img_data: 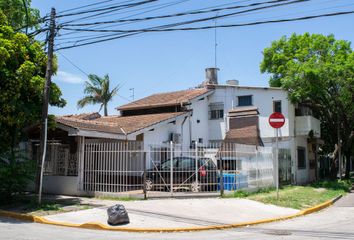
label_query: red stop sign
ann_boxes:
[269,112,285,129]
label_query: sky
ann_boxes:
[31,0,354,116]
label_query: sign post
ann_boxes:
[269,112,285,200]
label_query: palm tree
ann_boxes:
[77,74,119,116]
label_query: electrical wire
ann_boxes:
[56,9,354,51]
[61,0,293,27]
[57,0,115,14]
[55,0,157,18]
[56,0,191,39]
[59,0,311,33]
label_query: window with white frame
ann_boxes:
[209,102,224,119]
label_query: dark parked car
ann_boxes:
[217,157,242,172]
[145,156,217,192]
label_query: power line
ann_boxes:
[57,51,90,76]
[57,0,115,14]
[56,9,354,51]
[59,0,311,33]
[56,0,191,39]
[55,0,157,18]
[61,0,292,27]
[55,0,192,44]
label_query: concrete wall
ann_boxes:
[42,176,80,196]
[208,86,294,141]
[189,96,210,144]
[295,115,321,138]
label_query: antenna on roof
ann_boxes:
[214,12,218,68]
[129,88,135,101]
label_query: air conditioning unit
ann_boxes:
[169,133,181,143]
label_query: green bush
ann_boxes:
[0,150,35,204]
[311,179,352,192]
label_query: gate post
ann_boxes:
[78,136,85,191]
[220,160,224,197]
[195,142,198,185]
[256,147,259,189]
[143,151,147,200]
[170,141,173,196]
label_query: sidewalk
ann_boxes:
[44,198,299,229]
[334,182,354,207]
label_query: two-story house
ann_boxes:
[27,68,322,196]
[112,68,321,184]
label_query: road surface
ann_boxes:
[1,193,353,240]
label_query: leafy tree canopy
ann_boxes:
[260,33,354,162]
[0,11,65,152]
[0,0,40,30]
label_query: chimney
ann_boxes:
[205,68,219,85]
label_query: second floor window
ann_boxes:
[273,100,282,113]
[238,95,253,106]
[209,102,224,119]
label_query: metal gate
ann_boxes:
[145,143,218,194]
[81,140,275,198]
[279,148,292,184]
[82,140,144,193]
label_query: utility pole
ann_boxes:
[337,116,342,180]
[36,8,56,204]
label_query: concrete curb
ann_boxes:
[0,196,340,233]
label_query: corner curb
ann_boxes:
[0,195,341,233]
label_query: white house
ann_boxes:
[27,68,322,195]
[112,68,322,184]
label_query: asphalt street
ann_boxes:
[0,192,353,240]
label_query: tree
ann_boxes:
[260,33,354,178]
[0,11,65,154]
[0,0,40,30]
[0,150,35,203]
[77,74,119,116]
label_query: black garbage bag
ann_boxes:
[107,204,130,225]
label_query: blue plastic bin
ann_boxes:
[218,173,248,191]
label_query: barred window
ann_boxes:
[273,100,282,113]
[238,95,253,106]
[209,102,224,119]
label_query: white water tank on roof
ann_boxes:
[226,79,239,86]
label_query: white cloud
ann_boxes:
[54,71,85,84]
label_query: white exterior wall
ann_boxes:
[189,97,210,144]
[207,89,232,140]
[208,86,295,140]
[207,85,311,184]
[233,87,292,139]
[123,85,316,184]
[137,115,189,148]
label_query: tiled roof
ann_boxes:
[229,106,259,117]
[94,112,186,134]
[56,116,125,134]
[224,125,263,146]
[117,88,211,111]
[56,112,187,135]
[62,112,101,120]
